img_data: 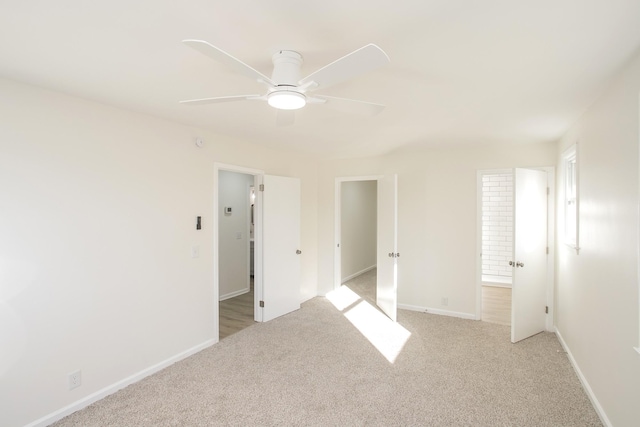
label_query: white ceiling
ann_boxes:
[1,0,640,158]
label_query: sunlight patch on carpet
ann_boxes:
[343,301,411,363]
[327,285,411,363]
[326,285,361,311]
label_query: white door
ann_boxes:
[511,168,547,343]
[376,174,398,321]
[262,175,301,322]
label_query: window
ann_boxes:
[563,144,579,250]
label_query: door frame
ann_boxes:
[334,175,383,291]
[213,162,265,343]
[475,166,555,332]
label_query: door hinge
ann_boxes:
[546,246,549,255]
[259,300,264,308]
[546,187,550,195]
[259,184,264,191]
[545,306,549,314]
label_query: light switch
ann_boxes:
[191,246,200,258]
[235,232,242,239]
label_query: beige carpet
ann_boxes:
[54,270,601,426]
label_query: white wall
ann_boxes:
[218,171,253,299]
[317,143,557,317]
[0,78,318,427]
[341,180,377,281]
[555,48,640,426]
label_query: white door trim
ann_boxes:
[334,175,383,291]
[213,163,265,343]
[539,166,556,331]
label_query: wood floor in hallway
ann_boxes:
[482,285,512,326]
[219,279,255,339]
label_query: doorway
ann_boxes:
[339,180,378,304]
[476,168,556,342]
[213,163,302,342]
[334,174,399,321]
[217,170,257,339]
[479,170,513,326]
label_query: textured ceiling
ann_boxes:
[1,0,640,158]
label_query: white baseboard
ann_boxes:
[398,303,476,320]
[26,339,215,427]
[219,287,250,301]
[554,328,612,427]
[341,264,376,284]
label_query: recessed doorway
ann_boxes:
[334,175,400,322]
[217,170,256,339]
[476,167,556,342]
[479,170,513,326]
[339,180,378,287]
[214,164,302,341]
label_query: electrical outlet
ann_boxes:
[68,370,81,390]
[441,297,449,307]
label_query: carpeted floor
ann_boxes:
[53,270,601,426]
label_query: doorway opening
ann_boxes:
[217,170,256,339]
[214,163,264,342]
[338,180,378,306]
[329,174,408,361]
[214,165,302,341]
[334,174,399,322]
[476,167,556,342]
[479,170,513,326]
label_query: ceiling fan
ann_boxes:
[180,40,390,125]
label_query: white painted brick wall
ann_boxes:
[482,173,513,279]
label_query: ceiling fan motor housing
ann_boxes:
[271,50,303,86]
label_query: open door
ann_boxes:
[511,168,547,343]
[377,174,398,321]
[262,175,301,322]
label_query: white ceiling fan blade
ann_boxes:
[299,44,389,90]
[180,95,261,105]
[183,40,274,86]
[276,109,295,127]
[305,97,327,105]
[313,95,385,116]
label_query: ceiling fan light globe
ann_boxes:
[268,91,306,110]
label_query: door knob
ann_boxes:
[389,252,393,257]
[296,249,302,255]
[516,261,524,267]
[509,261,514,266]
